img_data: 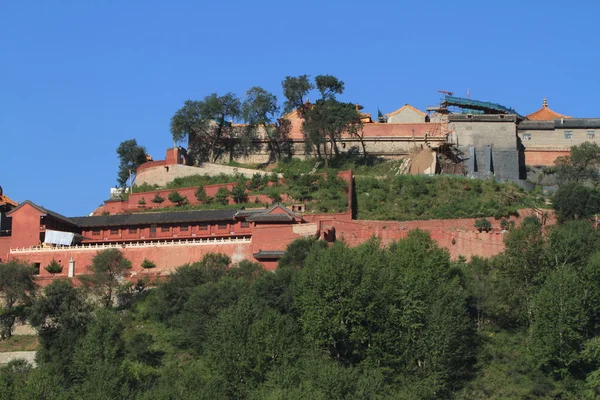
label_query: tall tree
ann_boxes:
[242,86,289,162]
[282,75,362,165]
[30,279,92,381]
[0,261,36,339]
[170,93,241,164]
[80,249,132,308]
[555,142,600,186]
[116,139,147,188]
[281,75,314,115]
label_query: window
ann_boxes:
[110,228,119,235]
[161,225,170,232]
[523,133,531,141]
[92,228,100,236]
[218,223,227,230]
[564,131,573,139]
[129,227,137,234]
[33,263,40,275]
[150,224,157,233]
[180,224,189,232]
[241,221,250,228]
[588,131,596,140]
[199,223,208,231]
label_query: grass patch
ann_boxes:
[356,174,545,221]
[0,335,39,352]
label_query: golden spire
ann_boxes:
[543,98,548,108]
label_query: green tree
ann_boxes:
[553,183,600,222]
[71,309,128,398]
[281,75,314,114]
[555,142,600,185]
[151,193,165,204]
[194,186,211,203]
[170,93,242,164]
[80,249,132,308]
[215,187,230,205]
[283,75,362,165]
[0,261,36,339]
[44,259,63,275]
[495,216,547,327]
[168,190,189,206]
[231,180,248,204]
[29,279,92,381]
[474,218,492,232]
[242,86,289,162]
[149,253,231,323]
[140,258,156,269]
[116,139,147,188]
[530,266,588,378]
[547,220,600,268]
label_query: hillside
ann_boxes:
[272,157,545,220]
[131,157,544,220]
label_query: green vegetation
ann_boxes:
[0,261,37,339]
[5,210,600,397]
[165,173,240,190]
[167,190,188,207]
[116,139,147,188]
[215,187,230,205]
[150,193,165,204]
[0,335,38,352]
[44,259,63,275]
[140,259,156,269]
[474,218,492,232]
[357,175,543,220]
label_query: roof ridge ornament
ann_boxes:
[543,98,548,108]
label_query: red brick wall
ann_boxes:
[525,150,570,166]
[10,241,255,279]
[0,237,11,262]
[9,204,43,249]
[330,209,555,260]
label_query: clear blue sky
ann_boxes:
[1,0,597,216]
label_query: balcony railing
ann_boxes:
[10,236,251,253]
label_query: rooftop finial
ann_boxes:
[543,98,548,108]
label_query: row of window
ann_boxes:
[522,130,596,141]
[91,222,249,236]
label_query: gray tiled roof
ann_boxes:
[519,118,600,130]
[70,209,238,228]
[247,214,294,222]
[253,250,286,259]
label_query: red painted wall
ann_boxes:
[9,204,43,249]
[10,240,255,279]
[525,150,570,166]
[0,237,11,262]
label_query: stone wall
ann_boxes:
[136,163,277,187]
[450,115,521,180]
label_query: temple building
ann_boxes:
[518,99,599,166]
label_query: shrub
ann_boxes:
[215,187,230,205]
[44,259,63,275]
[269,172,280,184]
[231,181,248,204]
[475,218,492,232]
[195,186,208,202]
[141,259,156,269]
[500,218,515,231]
[137,197,146,206]
[151,193,165,204]
[168,190,189,206]
[249,173,267,190]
